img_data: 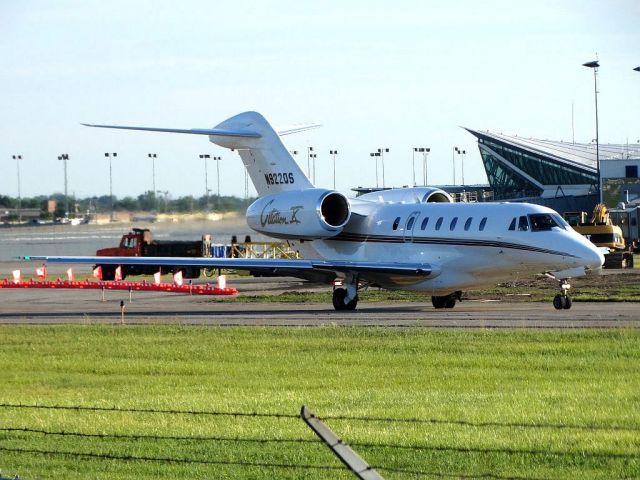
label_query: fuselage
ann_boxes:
[288,200,604,294]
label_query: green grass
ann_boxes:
[0,326,638,479]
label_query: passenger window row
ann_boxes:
[393,216,488,232]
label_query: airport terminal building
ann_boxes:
[465,128,640,212]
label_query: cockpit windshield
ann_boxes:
[528,213,565,232]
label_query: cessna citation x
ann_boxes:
[26,111,604,310]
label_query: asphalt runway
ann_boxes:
[1,277,638,327]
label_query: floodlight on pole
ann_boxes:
[377,148,389,188]
[11,155,22,222]
[583,59,601,203]
[329,150,338,189]
[370,152,380,188]
[212,156,222,197]
[452,147,460,185]
[199,154,211,209]
[147,153,157,210]
[306,146,313,179]
[461,149,466,185]
[104,152,117,221]
[57,154,70,217]
[414,147,430,186]
[310,153,317,184]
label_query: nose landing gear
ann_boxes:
[553,280,572,310]
[332,273,359,311]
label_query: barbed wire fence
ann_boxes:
[0,403,638,479]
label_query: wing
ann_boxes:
[23,255,434,278]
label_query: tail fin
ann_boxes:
[208,111,313,195]
[83,111,315,196]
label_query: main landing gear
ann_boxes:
[553,280,572,310]
[332,274,358,311]
[431,291,462,309]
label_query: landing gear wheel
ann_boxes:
[563,295,572,310]
[552,279,572,310]
[553,294,565,310]
[332,288,358,311]
[100,265,115,281]
[432,291,461,309]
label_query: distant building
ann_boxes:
[465,128,640,212]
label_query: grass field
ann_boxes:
[0,326,638,479]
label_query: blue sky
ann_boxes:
[1,0,639,199]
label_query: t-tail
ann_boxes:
[83,111,316,196]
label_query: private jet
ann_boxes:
[25,111,604,310]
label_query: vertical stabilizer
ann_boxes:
[208,111,313,196]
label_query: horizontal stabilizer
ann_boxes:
[81,123,261,138]
[276,123,322,136]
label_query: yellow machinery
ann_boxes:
[563,204,632,267]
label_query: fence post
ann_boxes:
[300,406,383,480]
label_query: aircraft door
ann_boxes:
[403,211,420,243]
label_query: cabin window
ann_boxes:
[518,215,530,231]
[435,217,444,230]
[464,217,472,231]
[421,217,429,230]
[450,217,458,231]
[407,217,415,230]
[392,217,401,230]
[479,217,487,231]
[508,218,516,231]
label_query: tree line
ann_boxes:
[0,191,256,219]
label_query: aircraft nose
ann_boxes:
[582,244,605,271]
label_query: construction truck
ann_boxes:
[96,228,211,280]
[563,204,633,268]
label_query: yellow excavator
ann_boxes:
[563,204,632,268]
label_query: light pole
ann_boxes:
[413,147,431,186]
[58,154,70,217]
[199,154,211,209]
[213,156,222,197]
[306,146,314,179]
[369,152,380,188]
[583,60,601,203]
[148,153,157,210]
[310,153,317,184]
[11,155,22,222]
[329,150,338,189]
[452,147,461,185]
[377,148,389,188]
[460,149,467,185]
[104,152,117,221]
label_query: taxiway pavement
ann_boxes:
[1,279,638,327]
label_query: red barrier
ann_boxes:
[0,278,237,296]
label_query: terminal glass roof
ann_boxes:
[465,128,615,198]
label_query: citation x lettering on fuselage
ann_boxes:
[26,111,604,311]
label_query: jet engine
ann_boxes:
[246,188,351,239]
[358,187,453,204]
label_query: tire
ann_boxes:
[333,288,347,310]
[101,265,115,281]
[332,288,357,311]
[553,294,565,310]
[431,296,446,309]
[563,296,572,310]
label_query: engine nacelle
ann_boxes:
[358,187,453,204]
[246,188,351,239]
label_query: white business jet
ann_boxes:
[26,111,604,310]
